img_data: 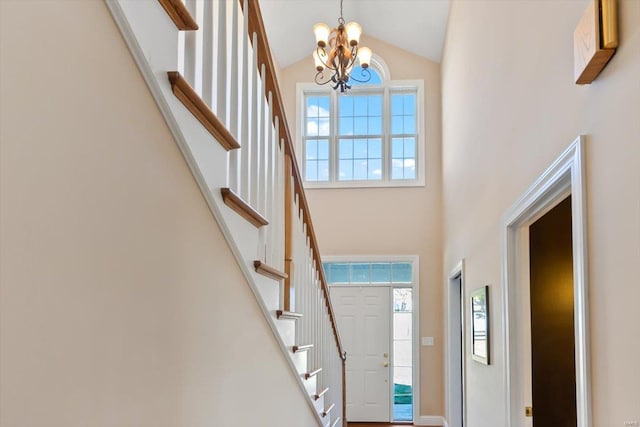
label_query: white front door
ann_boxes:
[330,286,390,422]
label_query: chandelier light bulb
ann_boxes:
[313,23,331,48]
[358,47,372,68]
[345,21,362,46]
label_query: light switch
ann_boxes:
[421,337,434,346]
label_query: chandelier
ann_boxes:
[312,0,373,93]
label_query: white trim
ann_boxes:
[414,415,447,426]
[502,136,591,427]
[445,260,466,427]
[369,53,392,82]
[324,255,420,423]
[323,254,419,264]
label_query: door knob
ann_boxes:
[383,362,389,367]
[383,353,388,358]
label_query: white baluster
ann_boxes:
[215,0,228,123]
[227,0,240,191]
[201,0,214,105]
[239,0,250,200]
[268,115,278,268]
[265,109,275,264]
[182,0,203,92]
[258,66,266,218]
[278,144,284,270]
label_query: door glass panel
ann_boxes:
[393,288,413,422]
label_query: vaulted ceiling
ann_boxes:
[260,0,451,69]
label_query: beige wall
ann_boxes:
[281,35,444,416]
[0,1,318,426]
[442,1,640,426]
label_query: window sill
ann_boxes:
[303,179,425,190]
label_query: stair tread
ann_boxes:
[221,188,268,228]
[322,402,335,417]
[313,387,329,400]
[292,344,314,353]
[276,310,303,320]
[167,72,240,151]
[304,367,322,379]
[254,260,287,280]
[157,0,199,30]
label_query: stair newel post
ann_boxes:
[284,153,294,312]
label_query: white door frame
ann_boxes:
[324,255,420,423]
[446,260,466,427]
[501,136,591,427]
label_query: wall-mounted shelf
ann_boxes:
[573,0,618,85]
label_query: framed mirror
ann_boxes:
[471,285,490,364]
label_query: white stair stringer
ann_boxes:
[291,349,309,376]
[104,0,332,425]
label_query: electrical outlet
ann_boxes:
[623,421,639,426]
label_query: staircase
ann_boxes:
[105,0,345,426]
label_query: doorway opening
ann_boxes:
[325,257,419,424]
[446,261,465,427]
[502,137,591,427]
[529,196,577,426]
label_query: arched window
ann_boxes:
[349,65,383,86]
[299,55,423,187]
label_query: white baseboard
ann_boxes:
[414,415,447,426]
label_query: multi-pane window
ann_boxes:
[338,95,383,180]
[323,261,413,284]
[300,61,423,187]
[304,96,331,181]
[391,93,417,180]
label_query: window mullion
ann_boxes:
[383,85,390,181]
[331,90,338,182]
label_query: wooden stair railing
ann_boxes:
[240,1,347,425]
[240,0,345,355]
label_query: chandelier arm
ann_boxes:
[315,71,335,86]
[346,66,371,83]
[316,46,337,72]
[345,45,359,71]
